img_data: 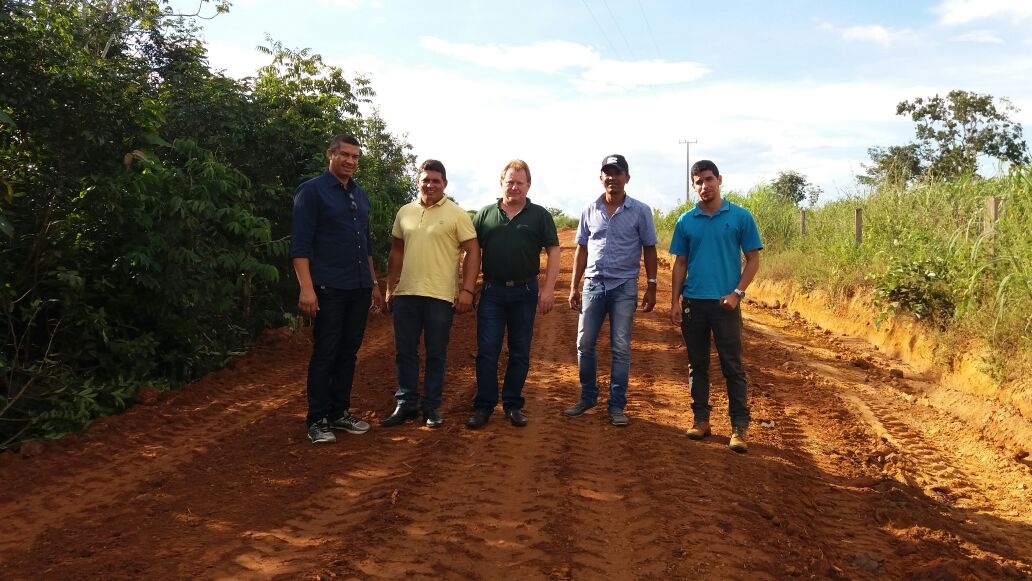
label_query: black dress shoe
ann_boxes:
[424,408,443,428]
[380,405,419,427]
[505,408,528,427]
[466,409,491,429]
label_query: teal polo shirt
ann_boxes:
[669,200,763,299]
[473,199,559,282]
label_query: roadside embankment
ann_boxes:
[751,278,1032,455]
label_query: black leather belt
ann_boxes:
[486,277,537,287]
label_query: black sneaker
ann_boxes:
[608,408,629,427]
[307,418,336,444]
[424,408,444,428]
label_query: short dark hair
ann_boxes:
[420,159,447,181]
[328,133,361,151]
[690,159,720,178]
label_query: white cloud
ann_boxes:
[420,37,598,72]
[203,41,270,79]
[950,30,1005,43]
[336,50,931,215]
[840,25,916,47]
[419,37,709,92]
[937,0,1032,25]
[315,0,381,7]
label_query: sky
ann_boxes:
[174,0,1032,215]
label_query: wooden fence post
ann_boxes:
[984,196,1000,235]
[854,208,862,246]
[800,209,807,236]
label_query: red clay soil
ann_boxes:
[2,230,1030,580]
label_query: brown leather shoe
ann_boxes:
[729,426,748,453]
[686,421,711,440]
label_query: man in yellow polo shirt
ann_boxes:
[382,159,480,428]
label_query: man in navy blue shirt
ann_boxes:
[290,134,386,444]
[669,160,762,453]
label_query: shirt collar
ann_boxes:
[690,199,730,217]
[322,171,358,192]
[594,194,633,210]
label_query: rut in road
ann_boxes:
[1,230,1030,580]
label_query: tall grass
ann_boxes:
[657,167,1032,382]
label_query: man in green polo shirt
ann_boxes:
[466,159,560,429]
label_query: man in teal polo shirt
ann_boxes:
[669,160,762,453]
[466,159,560,429]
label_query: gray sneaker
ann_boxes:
[329,412,371,434]
[308,418,336,444]
[564,401,596,417]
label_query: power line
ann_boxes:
[601,0,635,59]
[580,0,622,60]
[636,0,662,60]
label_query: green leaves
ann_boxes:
[893,90,1029,183]
[872,255,957,328]
[1,1,415,447]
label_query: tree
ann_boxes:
[896,90,1029,180]
[858,144,924,190]
[0,1,416,447]
[770,170,821,206]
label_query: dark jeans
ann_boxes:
[680,297,750,427]
[392,295,455,411]
[474,280,538,413]
[306,286,371,426]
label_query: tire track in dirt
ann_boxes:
[743,304,1032,577]
[0,339,306,556]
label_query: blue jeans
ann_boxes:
[576,278,638,411]
[474,280,538,413]
[306,286,371,426]
[392,295,455,411]
[680,298,750,427]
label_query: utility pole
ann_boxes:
[679,139,697,204]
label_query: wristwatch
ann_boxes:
[647,278,658,285]
[733,288,746,298]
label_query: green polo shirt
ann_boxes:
[473,199,559,282]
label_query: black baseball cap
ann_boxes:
[600,154,629,173]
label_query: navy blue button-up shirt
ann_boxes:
[289,172,375,290]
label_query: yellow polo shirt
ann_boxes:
[391,196,477,302]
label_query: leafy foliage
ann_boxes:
[859,144,924,190]
[545,206,578,229]
[863,90,1029,189]
[0,1,414,447]
[897,90,1028,180]
[770,170,821,206]
[871,256,956,328]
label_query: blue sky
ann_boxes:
[176,0,1032,215]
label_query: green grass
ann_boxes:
[656,167,1032,383]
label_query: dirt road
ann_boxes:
[2,230,1030,579]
